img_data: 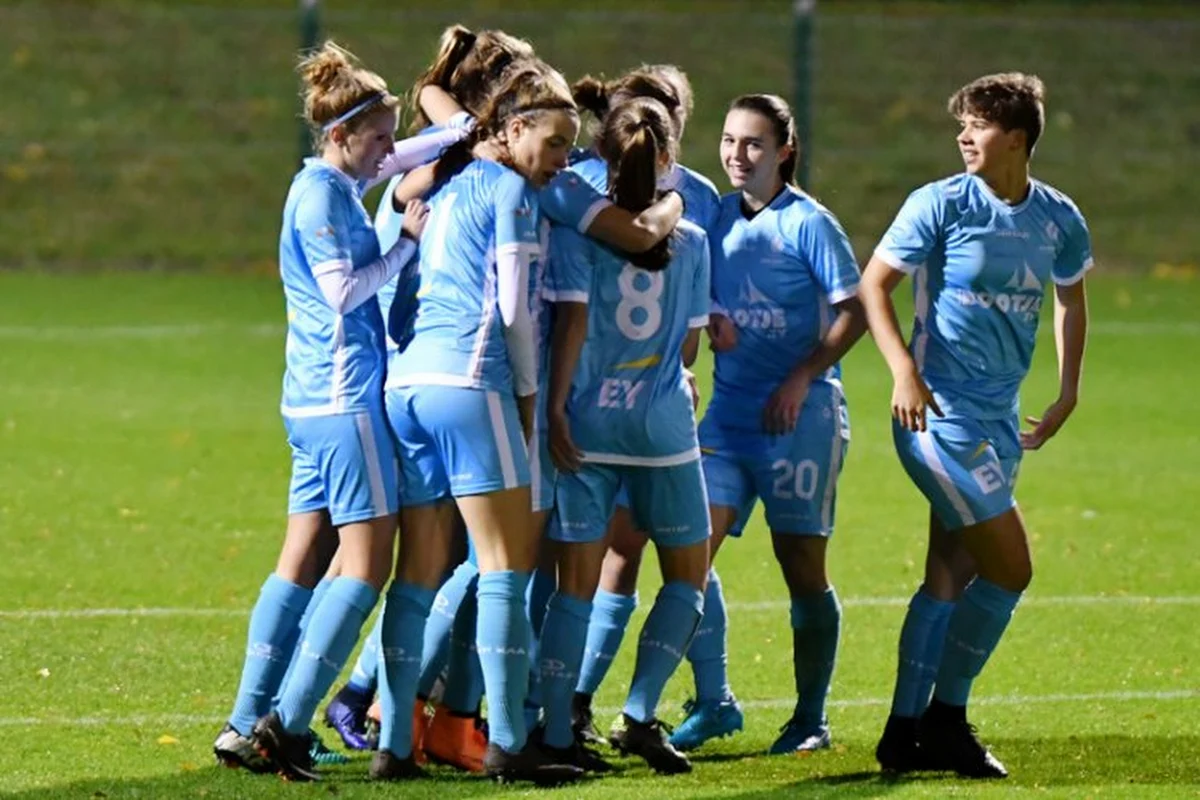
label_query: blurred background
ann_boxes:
[2,0,1197,273]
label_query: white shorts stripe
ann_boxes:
[354,412,389,519]
[820,386,845,531]
[915,430,976,526]
[486,391,519,489]
[529,424,543,510]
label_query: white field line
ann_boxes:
[0,689,1195,728]
[0,320,1195,340]
[2,594,1197,621]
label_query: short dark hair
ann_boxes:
[948,72,1045,156]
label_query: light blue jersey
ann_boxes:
[705,187,860,430]
[546,220,711,465]
[543,151,720,233]
[279,158,388,416]
[538,148,612,234]
[875,173,1093,420]
[386,160,540,393]
[373,174,419,355]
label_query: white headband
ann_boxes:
[322,93,385,132]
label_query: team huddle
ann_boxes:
[212,24,1092,787]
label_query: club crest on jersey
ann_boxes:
[729,276,787,338]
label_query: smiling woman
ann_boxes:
[211,39,435,784]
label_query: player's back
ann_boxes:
[279,158,387,416]
[549,219,711,464]
[388,159,538,394]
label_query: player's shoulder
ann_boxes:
[1029,178,1087,224]
[676,164,720,200]
[674,217,709,250]
[775,186,845,233]
[292,159,354,203]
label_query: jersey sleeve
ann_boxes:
[494,169,541,256]
[799,209,860,304]
[293,179,355,277]
[874,183,942,274]
[539,170,612,234]
[545,225,592,304]
[688,231,712,328]
[1052,204,1094,286]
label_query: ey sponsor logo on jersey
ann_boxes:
[598,377,646,410]
[729,276,787,338]
[952,262,1043,322]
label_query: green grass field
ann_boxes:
[1,271,1197,798]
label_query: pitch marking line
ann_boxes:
[0,690,1195,728]
[3,595,1197,620]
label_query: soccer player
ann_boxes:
[863,73,1091,779]
[695,94,864,755]
[539,96,713,775]
[213,41,428,782]
[537,65,730,747]
[372,61,584,786]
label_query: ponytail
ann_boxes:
[596,99,675,271]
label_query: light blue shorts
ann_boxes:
[285,408,399,526]
[529,424,558,513]
[552,459,710,549]
[386,385,530,507]
[893,414,1021,531]
[699,384,849,537]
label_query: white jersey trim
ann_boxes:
[576,198,612,235]
[873,246,922,275]
[1053,256,1094,287]
[580,446,701,468]
[544,289,589,303]
[688,314,709,329]
[311,258,352,278]
[827,285,859,305]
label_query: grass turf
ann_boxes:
[0,271,1197,797]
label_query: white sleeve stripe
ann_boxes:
[311,258,352,278]
[873,246,921,274]
[576,198,612,234]
[1053,256,1094,286]
[688,315,709,329]
[543,289,589,303]
[827,286,859,305]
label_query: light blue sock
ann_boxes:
[476,570,532,752]
[686,568,732,703]
[417,561,479,698]
[347,608,381,695]
[276,577,379,735]
[933,578,1021,707]
[229,574,312,735]
[442,572,483,714]
[538,592,592,749]
[522,565,557,730]
[890,589,955,718]
[272,577,331,707]
[623,581,704,723]
[576,589,637,695]
[377,582,436,757]
[789,587,842,729]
